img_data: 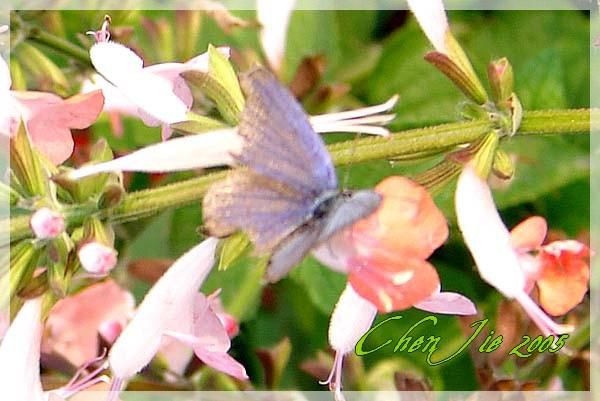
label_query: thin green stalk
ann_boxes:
[25,26,92,67]
[4,108,592,245]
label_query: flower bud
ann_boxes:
[99,320,124,344]
[30,207,65,239]
[78,242,118,275]
[488,58,514,103]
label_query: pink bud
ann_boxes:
[30,207,65,239]
[78,242,118,275]
[99,320,123,344]
[217,312,239,338]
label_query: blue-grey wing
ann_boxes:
[203,170,313,252]
[235,67,337,196]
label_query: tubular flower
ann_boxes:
[315,177,476,400]
[67,96,397,180]
[509,216,591,316]
[256,0,296,74]
[455,167,574,336]
[323,284,377,401]
[106,238,247,401]
[85,19,229,140]
[1,56,104,164]
[314,176,475,314]
[0,298,108,401]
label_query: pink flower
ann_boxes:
[77,242,118,275]
[455,167,574,336]
[107,238,247,401]
[510,217,591,316]
[314,176,475,315]
[43,280,135,367]
[1,57,104,164]
[29,207,65,239]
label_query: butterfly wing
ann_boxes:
[266,190,382,282]
[204,67,337,252]
[235,67,338,196]
[203,170,314,253]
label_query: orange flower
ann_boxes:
[508,216,591,316]
[313,176,474,314]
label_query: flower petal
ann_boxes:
[108,238,218,379]
[349,256,440,313]
[44,280,134,367]
[194,349,248,380]
[0,298,45,401]
[257,0,296,74]
[407,0,449,54]
[510,216,547,252]
[455,167,526,298]
[68,128,242,179]
[328,284,377,354]
[15,90,105,164]
[90,41,188,124]
[352,176,448,260]
[536,244,590,316]
[0,55,11,90]
[414,291,477,315]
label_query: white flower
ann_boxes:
[107,238,247,400]
[322,284,377,401]
[68,96,397,180]
[407,0,449,54]
[455,167,573,336]
[256,0,296,74]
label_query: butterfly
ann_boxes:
[203,67,381,282]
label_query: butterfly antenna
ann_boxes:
[341,132,361,191]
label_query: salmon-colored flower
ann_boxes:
[314,176,471,314]
[509,216,591,316]
[43,280,135,367]
[1,57,104,165]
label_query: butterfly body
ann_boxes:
[203,67,381,281]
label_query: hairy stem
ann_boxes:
[5,108,592,245]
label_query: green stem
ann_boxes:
[4,108,592,245]
[25,26,92,67]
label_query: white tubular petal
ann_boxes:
[90,42,188,124]
[455,167,526,298]
[257,0,296,73]
[407,0,449,54]
[309,95,399,125]
[328,284,377,355]
[0,55,10,90]
[0,298,45,401]
[109,238,219,379]
[515,292,574,337]
[68,128,242,179]
[314,124,390,137]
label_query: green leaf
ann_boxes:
[10,123,49,197]
[181,44,245,126]
[217,232,251,271]
[289,257,346,314]
[172,113,228,135]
